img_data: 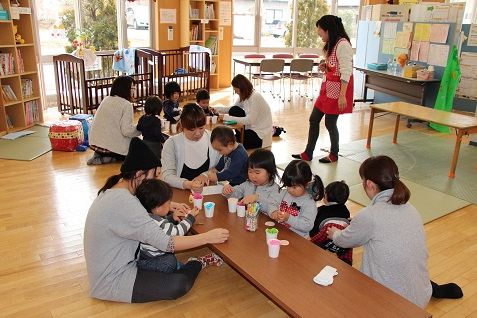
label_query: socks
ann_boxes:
[431,281,463,299]
[318,154,338,163]
[188,253,224,269]
[291,152,312,161]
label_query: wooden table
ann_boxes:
[367,102,477,178]
[354,67,440,106]
[173,188,431,318]
[163,120,245,144]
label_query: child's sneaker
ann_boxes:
[188,253,224,268]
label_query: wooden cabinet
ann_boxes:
[180,0,220,90]
[0,0,42,137]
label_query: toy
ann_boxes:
[15,33,24,44]
[397,53,409,67]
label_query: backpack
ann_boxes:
[272,126,286,137]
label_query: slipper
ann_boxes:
[291,152,312,161]
[318,154,338,163]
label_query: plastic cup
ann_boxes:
[265,228,278,243]
[164,120,170,131]
[193,197,203,210]
[267,239,281,258]
[171,123,177,134]
[236,205,245,217]
[227,198,238,213]
[211,116,218,124]
[206,116,211,124]
[204,202,215,218]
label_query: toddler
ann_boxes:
[196,89,217,116]
[163,81,182,123]
[136,96,165,161]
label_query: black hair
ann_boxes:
[281,160,324,201]
[97,169,155,196]
[231,74,254,102]
[164,81,181,99]
[210,125,236,146]
[325,180,349,204]
[110,75,136,101]
[247,148,278,185]
[179,103,206,130]
[196,89,210,102]
[316,15,350,58]
[144,96,163,116]
[135,179,173,213]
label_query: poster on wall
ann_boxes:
[160,9,176,24]
[219,1,231,26]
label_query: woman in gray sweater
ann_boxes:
[84,138,229,303]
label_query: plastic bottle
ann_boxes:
[392,59,398,75]
[387,58,393,74]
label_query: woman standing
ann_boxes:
[84,137,229,303]
[215,74,272,149]
[292,15,353,163]
[88,75,141,164]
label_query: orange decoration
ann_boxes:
[397,53,408,67]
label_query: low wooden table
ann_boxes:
[367,102,477,178]
[173,188,431,318]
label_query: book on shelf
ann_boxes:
[190,23,201,41]
[0,53,15,75]
[205,3,215,19]
[17,49,24,73]
[205,35,218,55]
[6,114,14,129]
[2,85,18,101]
[21,78,33,98]
[24,100,39,125]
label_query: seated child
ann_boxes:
[208,126,248,186]
[222,148,280,215]
[136,96,165,161]
[196,89,217,116]
[269,160,324,238]
[309,180,352,265]
[163,81,182,123]
[136,179,223,273]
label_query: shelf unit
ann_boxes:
[0,0,42,137]
[180,0,220,90]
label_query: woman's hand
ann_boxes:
[326,226,341,240]
[194,174,208,185]
[205,228,229,244]
[337,96,347,111]
[208,172,218,183]
[318,62,326,72]
[209,167,217,173]
[240,194,258,205]
[218,114,225,121]
[222,184,233,195]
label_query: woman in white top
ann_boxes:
[161,103,221,193]
[215,74,272,149]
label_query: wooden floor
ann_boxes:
[0,87,476,317]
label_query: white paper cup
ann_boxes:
[236,205,245,217]
[164,120,170,131]
[206,116,211,124]
[193,197,203,210]
[227,198,238,213]
[204,202,215,218]
[211,116,218,124]
[161,118,166,128]
[265,229,278,243]
[267,239,281,258]
[171,123,177,134]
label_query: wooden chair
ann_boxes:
[283,59,314,101]
[252,59,285,100]
[244,54,266,84]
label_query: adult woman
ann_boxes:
[87,75,141,165]
[292,15,353,163]
[327,156,431,307]
[161,103,221,193]
[215,74,272,149]
[84,137,229,303]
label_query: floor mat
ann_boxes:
[0,125,51,161]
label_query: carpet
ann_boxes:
[321,130,477,205]
[0,125,51,161]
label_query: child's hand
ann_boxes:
[188,207,200,218]
[240,194,258,205]
[209,167,217,173]
[277,210,289,222]
[222,184,233,195]
[270,210,279,220]
[218,114,224,121]
[326,226,341,240]
[208,172,218,183]
[205,228,229,244]
[170,202,190,214]
[172,209,187,222]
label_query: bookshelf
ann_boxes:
[0,0,42,137]
[180,0,220,90]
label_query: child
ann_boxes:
[136,96,165,161]
[208,126,248,186]
[269,160,324,238]
[163,81,182,123]
[309,180,352,265]
[222,148,280,215]
[136,179,223,273]
[196,89,217,116]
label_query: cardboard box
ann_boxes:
[402,65,425,78]
[371,4,410,21]
[361,6,373,21]
[0,10,9,20]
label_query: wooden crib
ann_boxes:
[53,47,210,115]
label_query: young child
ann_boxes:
[269,160,324,238]
[309,180,352,265]
[222,148,280,215]
[196,89,217,116]
[136,96,165,161]
[135,179,223,273]
[208,126,248,186]
[163,81,182,123]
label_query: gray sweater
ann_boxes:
[84,188,172,302]
[278,190,317,238]
[225,180,280,215]
[332,189,432,308]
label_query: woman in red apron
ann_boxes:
[292,15,353,163]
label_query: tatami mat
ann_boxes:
[0,125,51,161]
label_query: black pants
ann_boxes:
[304,107,339,158]
[229,106,263,150]
[131,260,202,302]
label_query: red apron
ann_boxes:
[315,38,353,115]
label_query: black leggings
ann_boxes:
[131,260,202,303]
[229,106,263,149]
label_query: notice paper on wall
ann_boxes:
[427,44,449,67]
[468,24,477,47]
[429,24,450,43]
[455,52,477,99]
